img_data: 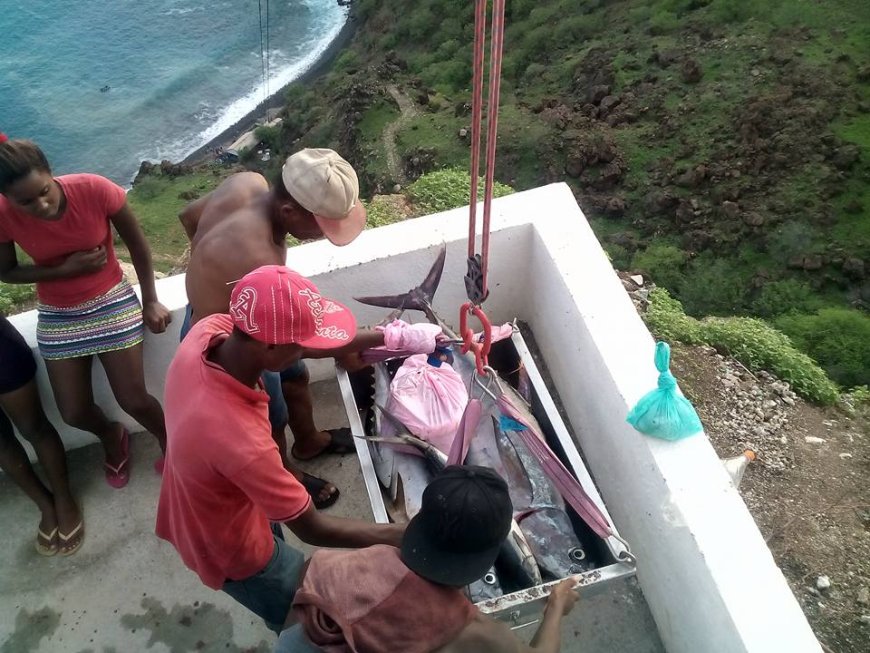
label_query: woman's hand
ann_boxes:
[60,246,107,277]
[143,300,172,334]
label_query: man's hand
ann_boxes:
[380,320,442,354]
[60,247,107,277]
[336,352,368,373]
[546,579,580,617]
[143,300,172,334]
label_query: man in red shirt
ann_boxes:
[156,265,409,632]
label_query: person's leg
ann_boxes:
[45,356,126,467]
[0,408,57,551]
[0,381,82,551]
[263,371,338,508]
[262,371,291,468]
[99,344,166,453]
[221,536,307,634]
[179,304,193,343]
[281,362,352,460]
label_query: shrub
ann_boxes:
[407,168,514,214]
[254,125,282,152]
[364,196,409,228]
[333,51,359,73]
[702,316,840,404]
[630,244,687,293]
[643,288,840,404]
[645,288,704,344]
[751,279,821,318]
[679,256,749,316]
[0,284,36,315]
[775,308,870,388]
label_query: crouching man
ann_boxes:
[156,265,420,632]
[278,465,581,653]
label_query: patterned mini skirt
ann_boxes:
[36,280,145,360]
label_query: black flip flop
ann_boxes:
[291,427,355,461]
[301,472,341,510]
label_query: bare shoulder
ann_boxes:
[201,172,269,215]
[433,612,523,653]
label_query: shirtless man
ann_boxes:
[178,149,367,508]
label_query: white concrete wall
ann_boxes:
[6,183,820,652]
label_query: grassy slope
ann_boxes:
[38,0,865,387]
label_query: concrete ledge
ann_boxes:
[7,183,819,651]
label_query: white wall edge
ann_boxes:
[5,183,820,652]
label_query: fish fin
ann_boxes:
[354,245,446,312]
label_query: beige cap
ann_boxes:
[281,148,367,246]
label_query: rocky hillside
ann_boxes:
[247,0,869,389]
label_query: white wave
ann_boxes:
[128,6,348,181]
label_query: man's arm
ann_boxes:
[0,240,106,284]
[441,580,579,653]
[111,203,171,333]
[300,330,385,360]
[286,503,404,549]
[179,193,211,241]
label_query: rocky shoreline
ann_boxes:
[166,2,358,171]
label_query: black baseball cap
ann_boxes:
[400,465,513,587]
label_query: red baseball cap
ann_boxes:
[228,265,356,348]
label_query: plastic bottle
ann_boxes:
[723,450,756,488]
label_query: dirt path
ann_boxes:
[670,344,870,653]
[383,84,419,185]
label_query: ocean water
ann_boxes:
[0,0,347,185]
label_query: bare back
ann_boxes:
[184,172,286,322]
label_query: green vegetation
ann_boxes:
[645,288,840,404]
[73,0,869,392]
[407,168,513,214]
[0,283,35,314]
[775,308,870,388]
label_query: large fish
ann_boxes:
[366,404,540,601]
[355,245,587,595]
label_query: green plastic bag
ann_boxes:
[626,341,703,440]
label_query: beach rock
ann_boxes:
[816,576,831,591]
[858,587,870,605]
[805,436,826,444]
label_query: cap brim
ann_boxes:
[400,513,502,587]
[314,201,367,247]
[295,297,357,350]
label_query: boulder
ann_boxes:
[599,95,621,116]
[721,201,740,220]
[681,59,703,84]
[589,84,611,105]
[743,212,765,227]
[675,199,694,224]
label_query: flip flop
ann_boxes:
[300,472,341,510]
[104,428,130,489]
[58,520,85,557]
[291,428,355,461]
[35,527,58,557]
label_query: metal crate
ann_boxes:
[335,330,636,629]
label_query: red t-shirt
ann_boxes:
[0,173,125,307]
[155,314,311,589]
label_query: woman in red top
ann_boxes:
[0,136,170,488]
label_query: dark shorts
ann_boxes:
[222,524,307,635]
[0,316,38,395]
[274,624,322,652]
[180,305,297,431]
